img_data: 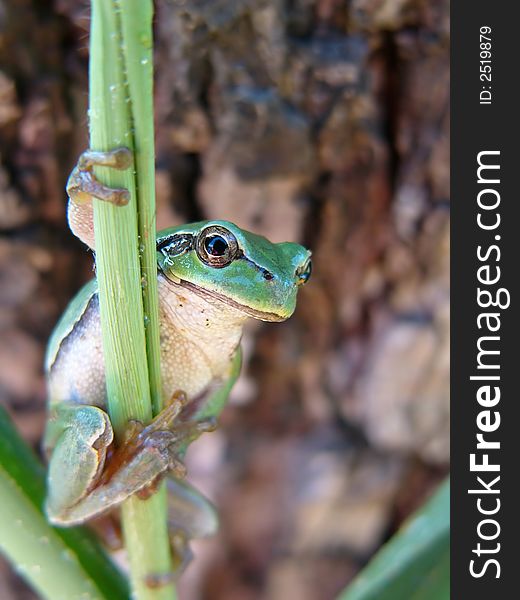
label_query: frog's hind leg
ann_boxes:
[44,403,114,524]
[66,147,133,249]
[46,401,178,526]
[46,393,217,527]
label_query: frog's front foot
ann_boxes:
[66,147,133,207]
[66,147,134,249]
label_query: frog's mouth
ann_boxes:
[177,280,288,323]
[159,270,288,322]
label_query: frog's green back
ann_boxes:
[45,278,98,373]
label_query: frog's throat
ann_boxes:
[165,277,287,323]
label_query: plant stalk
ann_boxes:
[89,1,175,598]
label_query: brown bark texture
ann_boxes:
[0,1,449,598]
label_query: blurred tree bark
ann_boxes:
[0,1,449,598]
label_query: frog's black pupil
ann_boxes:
[205,235,228,256]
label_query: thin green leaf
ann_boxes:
[339,479,450,600]
[0,406,128,600]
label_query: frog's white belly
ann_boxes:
[48,276,247,409]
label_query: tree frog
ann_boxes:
[43,148,311,573]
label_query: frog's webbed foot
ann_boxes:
[90,479,218,589]
[46,392,217,526]
[66,147,133,249]
[115,390,217,484]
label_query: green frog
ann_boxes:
[43,148,311,572]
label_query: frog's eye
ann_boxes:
[296,258,312,286]
[196,225,239,268]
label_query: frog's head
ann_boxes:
[157,220,311,322]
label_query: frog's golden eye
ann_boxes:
[296,258,312,286]
[196,225,239,268]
